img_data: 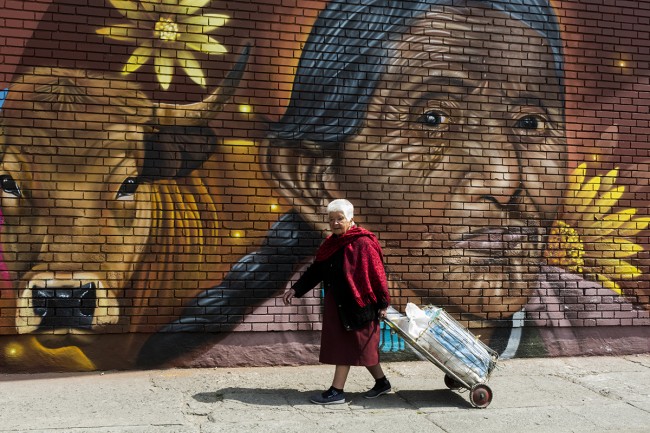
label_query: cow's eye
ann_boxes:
[117,177,139,199]
[0,175,21,198]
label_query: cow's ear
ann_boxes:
[259,138,338,222]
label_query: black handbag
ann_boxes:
[338,301,378,331]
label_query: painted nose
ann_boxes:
[481,164,522,207]
[462,116,523,206]
[461,147,522,207]
[32,283,96,330]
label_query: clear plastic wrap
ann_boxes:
[402,303,498,384]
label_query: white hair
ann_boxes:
[327,199,354,220]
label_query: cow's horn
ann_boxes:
[155,44,251,126]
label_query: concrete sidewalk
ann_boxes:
[1,354,649,433]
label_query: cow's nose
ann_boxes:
[32,283,97,330]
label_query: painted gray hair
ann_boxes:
[270,0,564,144]
[327,199,354,220]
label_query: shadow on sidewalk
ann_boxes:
[194,387,472,409]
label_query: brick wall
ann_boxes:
[0,0,648,372]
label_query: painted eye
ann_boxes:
[419,111,447,128]
[0,174,21,198]
[516,115,544,130]
[116,177,139,199]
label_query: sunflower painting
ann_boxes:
[544,163,650,296]
[96,0,230,90]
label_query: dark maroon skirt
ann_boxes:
[319,289,380,366]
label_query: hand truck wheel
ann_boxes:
[469,383,493,408]
[443,374,462,390]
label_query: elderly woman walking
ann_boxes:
[283,199,391,404]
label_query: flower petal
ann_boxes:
[182,14,229,31]
[108,0,147,20]
[563,175,601,216]
[569,163,587,188]
[578,185,625,225]
[185,37,228,55]
[139,0,155,13]
[599,209,637,230]
[155,54,175,90]
[619,217,650,237]
[580,212,648,241]
[589,238,643,259]
[123,46,153,74]
[178,55,207,87]
[96,24,137,42]
[179,0,212,15]
[595,259,642,279]
[595,274,622,295]
[181,0,212,6]
[581,211,637,237]
[600,168,619,192]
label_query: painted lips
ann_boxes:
[452,227,539,257]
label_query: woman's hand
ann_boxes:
[283,288,296,305]
[378,308,388,320]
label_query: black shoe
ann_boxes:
[310,387,346,405]
[364,379,391,399]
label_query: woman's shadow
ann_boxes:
[193,387,472,409]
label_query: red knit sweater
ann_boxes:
[315,226,390,308]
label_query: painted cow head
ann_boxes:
[0,48,249,350]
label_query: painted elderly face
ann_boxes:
[336,7,567,320]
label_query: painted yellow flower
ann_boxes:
[96,0,229,90]
[545,163,650,294]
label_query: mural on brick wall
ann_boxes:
[0,0,648,372]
